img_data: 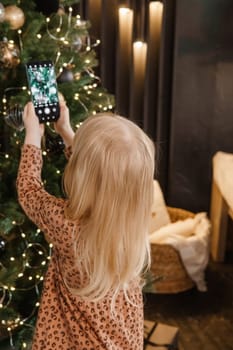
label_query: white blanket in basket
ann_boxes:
[149,213,211,291]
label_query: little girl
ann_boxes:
[17,100,155,350]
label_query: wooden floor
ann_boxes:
[144,253,233,350]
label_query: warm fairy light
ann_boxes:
[12,220,16,225]
[18,29,22,34]
[37,229,41,233]
[0,304,3,308]
[85,59,91,64]
[10,257,15,261]
[109,105,113,109]
[10,287,15,291]
[98,93,103,97]
[42,151,47,156]
[46,17,50,23]
[2,98,7,103]
[41,261,46,266]
[56,170,61,174]
[69,7,73,12]
[37,34,42,39]
[36,302,40,307]
[49,243,53,248]
[56,27,61,33]
[28,276,33,280]
[22,253,26,258]
[21,233,26,238]
[18,273,23,278]
[22,343,27,348]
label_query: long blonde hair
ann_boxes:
[63,113,155,301]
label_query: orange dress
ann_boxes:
[17,144,144,350]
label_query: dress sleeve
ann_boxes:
[16,144,74,253]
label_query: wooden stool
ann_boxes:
[210,152,233,262]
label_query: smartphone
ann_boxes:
[25,60,60,123]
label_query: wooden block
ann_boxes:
[144,320,179,350]
[210,180,229,262]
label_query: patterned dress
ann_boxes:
[17,144,144,350]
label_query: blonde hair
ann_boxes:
[63,113,155,301]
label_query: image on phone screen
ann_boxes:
[26,60,60,123]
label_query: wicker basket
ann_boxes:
[148,206,195,294]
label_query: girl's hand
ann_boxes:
[53,96,75,147]
[23,102,45,148]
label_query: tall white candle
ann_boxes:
[116,7,133,116]
[118,7,133,51]
[149,1,163,43]
[133,41,147,83]
[143,1,164,132]
[129,40,147,123]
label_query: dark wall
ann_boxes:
[167,0,233,212]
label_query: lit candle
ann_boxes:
[133,41,147,88]
[115,7,133,116]
[143,1,164,132]
[149,1,163,38]
[129,41,147,124]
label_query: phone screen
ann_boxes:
[26,60,60,122]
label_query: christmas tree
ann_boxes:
[0,1,114,348]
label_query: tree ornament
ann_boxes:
[71,35,83,52]
[0,2,5,22]
[0,39,20,68]
[57,67,74,83]
[4,5,25,30]
[57,5,65,16]
[4,104,24,131]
